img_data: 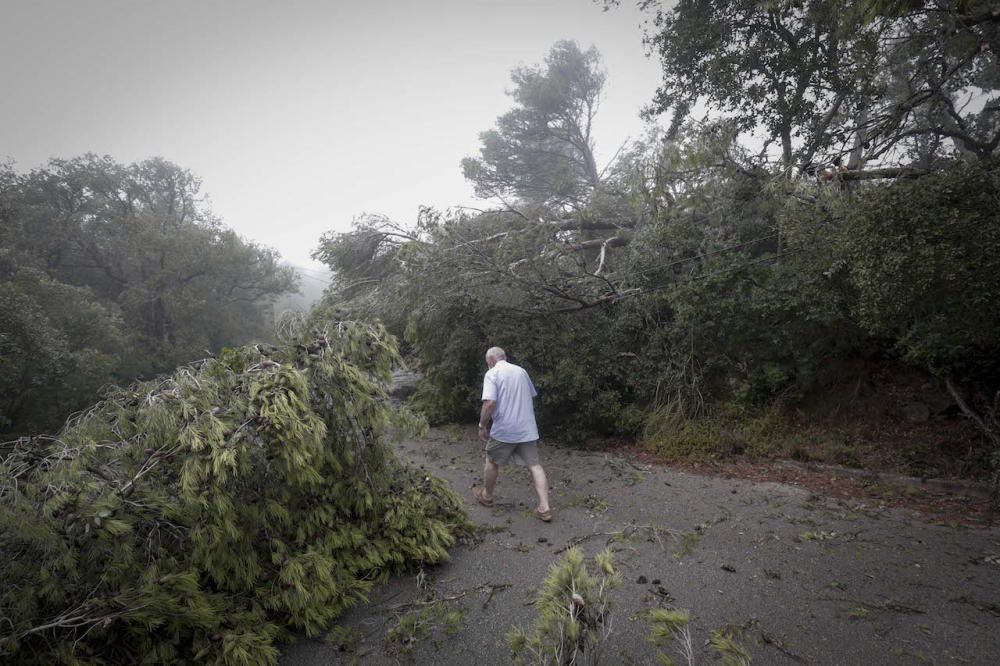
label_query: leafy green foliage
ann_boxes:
[609,124,860,412]
[640,0,877,167]
[314,206,646,435]
[0,155,297,435]
[506,547,619,665]
[844,160,1000,379]
[0,260,126,433]
[0,320,469,664]
[638,0,999,168]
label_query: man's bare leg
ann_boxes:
[482,458,499,501]
[528,464,550,513]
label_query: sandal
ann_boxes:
[472,486,494,507]
[534,508,553,523]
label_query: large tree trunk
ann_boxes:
[780,125,793,175]
[847,107,868,171]
[581,141,601,189]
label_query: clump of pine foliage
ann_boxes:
[645,608,694,666]
[0,319,469,664]
[507,547,619,666]
[645,608,753,666]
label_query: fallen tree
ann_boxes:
[0,319,469,664]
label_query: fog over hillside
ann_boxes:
[273,265,332,315]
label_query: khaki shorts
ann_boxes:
[486,439,540,467]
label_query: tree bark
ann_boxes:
[847,107,868,171]
[836,167,929,181]
[780,125,793,175]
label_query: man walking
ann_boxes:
[472,347,552,522]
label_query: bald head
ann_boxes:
[485,347,506,367]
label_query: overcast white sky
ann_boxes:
[1,0,664,269]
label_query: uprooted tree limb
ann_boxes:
[0,322,471,664]
[944,377,1000,504]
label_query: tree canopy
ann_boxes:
[635,0,1000,171]
[0,156,297,435]
[462,40,607,211]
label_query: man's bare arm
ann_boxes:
[479,400,495,428]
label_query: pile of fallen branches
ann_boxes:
[0,320,468,665]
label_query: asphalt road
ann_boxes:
[281,425,1000,665]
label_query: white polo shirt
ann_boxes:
[481,360,539,444]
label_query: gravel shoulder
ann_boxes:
[281,425,1000,665]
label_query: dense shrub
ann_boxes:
[0,261,127,433]
[844,160,1000,382]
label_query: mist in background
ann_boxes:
[1,0,661,268]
